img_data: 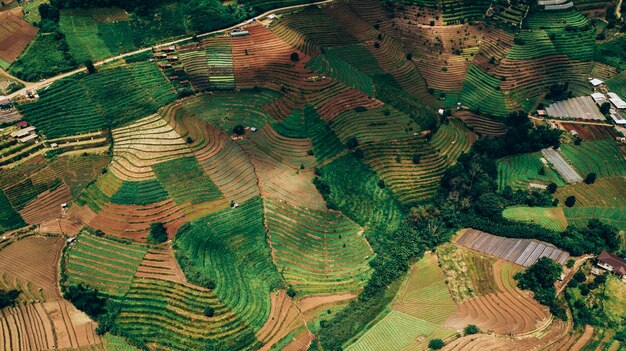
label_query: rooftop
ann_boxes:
[598,250,626,276]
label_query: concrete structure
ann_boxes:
[591,92,607,105]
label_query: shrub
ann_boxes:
[85,60,96,74]
[346,137,359,149]
[464,324,480,335]
[565,195,576,207]
[233,124,245,135]
[148,222,167,244]
[547,182,557,194]
[0,289,20,309]
[290,52,299,62]
[378,180,385,188]
[428,338,445,350]
[203,306,215,317]
[600,102,611,114]
[566,258,575,268]
[584,173,596,185]
[286,286,296,298]
[429,20,435,26]
[412,153,421,164]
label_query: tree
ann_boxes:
[64,284,106,318]
[584,172,596,184]
[346,137,359,149]
[0,289,20,309]
[233,124,245,135]
[547,182,558,193]
[514,257,562,306]
[148,222,167,244]
[428,339,445,350]
[286,286,296,298]
[464,324,480,335]
[565,195,576,207]
[203,306,215,317]
[84,60,96,74]
[599,102,611,115]
[290,52,299,62]
[412,153,421,164]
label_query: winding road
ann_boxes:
[6,0,333,99]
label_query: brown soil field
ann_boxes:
[0,300,101,350]
[39,217,83,236]
[18,182,72,224]
[297,292,356,314]
[0,8,38,64]
[559,122,618,141]
[0,236,64,300]
[134,246,189,285]
[256,290,306,351]
[282,331,315,351]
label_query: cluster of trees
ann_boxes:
[174,250,216,290]
[0,289,20,309]
[148,222,168,244]
[63,284,117,335]
[545,82,572,101]
[472,111,562,158]
[514,257,566,319]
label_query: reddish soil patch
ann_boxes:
[297,293,356,314]
[0,9,38,64]
[570,325,594,351]
[70,199,187,242]
[282,331,315,351]
[39,218,83,236]
[135,246,191,286]
[18,183,72,224]
[256,290,306,351]
[0,236,64,300]
[560,123,618,141]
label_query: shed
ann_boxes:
[231,30,250,37]
[590,92,607,105]
[608,92,626,109]
[589,78,604,87]
[19,133,38,143]
[16,121,29,128]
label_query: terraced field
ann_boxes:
[560,140,626,178]
[346,253,457,351]
[265,198,373,296]
[503,206,568,231]
[497,152,565,190]
[66,231,147,297]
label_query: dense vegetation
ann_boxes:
[514,257,565,318]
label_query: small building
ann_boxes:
[161,46,176,52]
[10,126,36,138]
[19,133,38,143]
[250,127,257,132]
[608,92,626,109]
[438,108,445,116]
[158,63,171,69]
[231,30,250,37]
[154,53,167,58]
[166,55,179,61]
[16,121,29,128]
[609,110,626,125]
[537,109,547,116]
[590,92,607,105]
[597,250,626,282]
[268,14,276,19]
[589,78,604,87]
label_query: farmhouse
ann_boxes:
[597,251,626,282]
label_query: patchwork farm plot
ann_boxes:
[0,9,38,68]
[3,1,626,350]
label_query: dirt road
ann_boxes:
[7,0,333,99]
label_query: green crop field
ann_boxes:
[102,334,140,351]
[272,109,307,138]
[110,180,169,205]
[561,140,626,179]
[460,65,508,116]
[176,197,282,330]
[305,105,346,162]
[606,70,626,99]
[0,190,26,232]
[306,53,375,96]
[430,119,476,165]
[555,176,626,208]
[153,157,223,205]
[66,231,147,296]
[346,253,456,351]
[497,152,565,190]
[503,206,568,231]
[19,62,176,138]
[59,10,114,63]
[318,154,404,233]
